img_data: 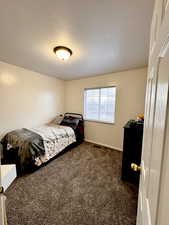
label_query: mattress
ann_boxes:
[1,123,76,173]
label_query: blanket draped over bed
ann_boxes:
[1,124,76,172]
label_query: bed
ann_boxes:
[1,113,84,175]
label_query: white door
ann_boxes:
[136,0,169,223]
[0,159,7,225]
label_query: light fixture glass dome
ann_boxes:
[53,46,72,61]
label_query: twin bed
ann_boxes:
[1,113,84,175]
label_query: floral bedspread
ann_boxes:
[30,124,76,166]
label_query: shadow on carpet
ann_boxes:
[5,142,138,225]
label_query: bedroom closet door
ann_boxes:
[136,0,169,225]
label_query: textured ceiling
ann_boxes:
[0,0,154,80]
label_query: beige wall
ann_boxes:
[0,62,147,150]
[0,61,64,138]
[65,68,147,150]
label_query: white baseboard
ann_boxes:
[85,139,122,152]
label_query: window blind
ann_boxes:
[84,87,116,123]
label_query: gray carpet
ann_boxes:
[5,142,138,225]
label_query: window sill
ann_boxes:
[84,119,115,125]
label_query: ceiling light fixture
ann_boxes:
[53,46,73,61]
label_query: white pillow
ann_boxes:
[51,115,63,125]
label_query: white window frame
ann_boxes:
[83,86,117,124]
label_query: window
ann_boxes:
[84,87,116,123]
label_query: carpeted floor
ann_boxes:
[5,142,138,225]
